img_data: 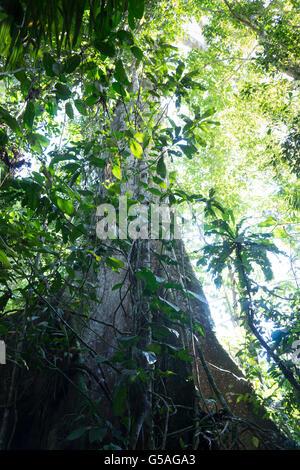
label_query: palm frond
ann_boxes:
[0,0,128,65]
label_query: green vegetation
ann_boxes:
[0,0,299,450]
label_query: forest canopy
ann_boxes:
[0,0,299,451]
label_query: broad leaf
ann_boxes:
[95,41,116,57]
[130,46,143,62]
[64,54,81,74]
[65,102,74,119]
[114,60,130,87]
[179,144,197,159]
[24,101,35,129]
[136,268,158,291]
[0,106,20,135]
[89,428,107,444]
[0,250,11,267]
[55,83,71,100]
[74,99,87,116]
[129,0,145,19]
[66,427,89,441]
[105,257,124,272]
[130,139,143,159]
[57,197,75,216]
[156,156,167,179]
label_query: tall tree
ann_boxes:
[0,0,298,450]
[197,0,300,79]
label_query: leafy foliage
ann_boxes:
[0,0,299,451]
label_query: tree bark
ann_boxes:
[0,235,289,450]
[0,70,291,452]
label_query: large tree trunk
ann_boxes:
[0,237,288,450]
[0,75,289,452]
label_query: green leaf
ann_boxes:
[55,83,71,100]
[31,171,44,184]
[193,323,205,336]
[105,257,124,272]
[136,268,158,291]
[152,175,167,190]
[89,428,107,443]
[156,156,167,179]
[176,61,185,79]
[35,134,50,147]
[112,162,122,180]
[65,102,74,119]
[148,343,162,354]
[0,250,11,267]
[0,128,8,146]
[273,227,288,239]
[114,59,130,87]
[177,349,193,362]
[87,250,101,262]
[0,106,20,135]
[50,152,78,166]
[14,71,30,88]
[252,436,259,448]
[85,94,98,106]
[158,296,180,312]
[116,30,134,45]
[43,52,55,76]
[52,62,63,75]
[95,41,116,57]
[128,13,135,30]
[103,444,122,450]
[29,133,50,152]
[129,139,143,159]
[112,82,127,97]
[130,46,143,62]
[148,187,162,196]
[24,101,35,129]
[66,426,88,441]
[258,217,277,227]
[64,54,81,74]
[57,197,75,216]
[45,98,58,117]
[152,324,173,339]
[129,0,145,19]
[112,282,124,291]
[88,156,106,168]
[199,108,216,121]
[134,131,144,143]
[179,144,197,159]
[74,99,87,116]
[179,438,185,449]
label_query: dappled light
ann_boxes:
[0,0,299,455]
